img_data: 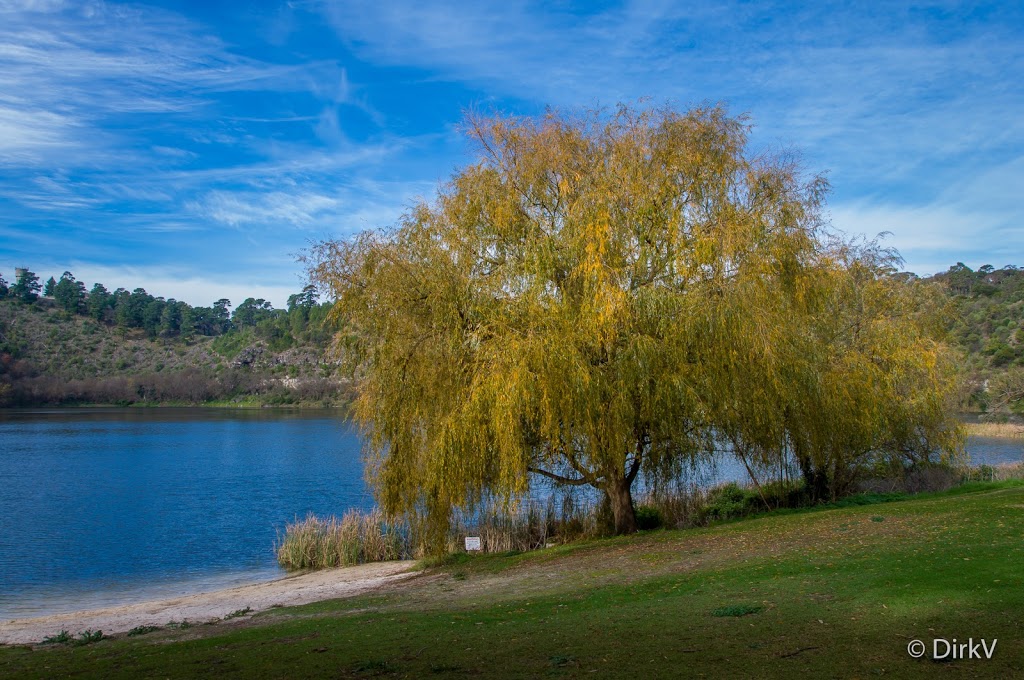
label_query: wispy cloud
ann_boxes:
[319,0,1024,269]
[0,2,347,167]
[0,103,83,163]
[0,0,442,287]
[1,0,1021,298]
[194,190,341,228]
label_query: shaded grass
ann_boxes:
[712,604,764,617]
[4,482,1023,678]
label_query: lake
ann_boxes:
[0,408,369,619]
[1,408,1021,619]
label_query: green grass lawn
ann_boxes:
[3,482,1022,678]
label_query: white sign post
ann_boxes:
[464,536,481,552]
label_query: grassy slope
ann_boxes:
[3,483,1022,678]
[0,301,222,380]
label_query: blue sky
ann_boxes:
[1,1,1021,308]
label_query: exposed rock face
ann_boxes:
[233,345,265,368]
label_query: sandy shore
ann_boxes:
[0,561,418,646]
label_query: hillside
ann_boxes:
[2,262,1023,411]
[929,263,1024,414]
[0,276,348,407]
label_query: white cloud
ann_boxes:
[0,104,81,162]
[195,190,342,228]
[319,1,1024,196]
[829,199,1024,277]
[43,262,307,309]
[0,1,349,171]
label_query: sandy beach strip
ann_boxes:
[0,560,418,646]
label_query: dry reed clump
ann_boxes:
[444,495,606,554]
[635,484,719,529]
[963,422,1024,438]
[277,485,779,570]
[994,462,1024,480]
[965,461,1024,482]
[275,509,411,569]
[276,467,1020,569]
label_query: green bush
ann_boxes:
[634,505,663,530]
[72,629,104,646]
[41,630,71,645]
[694,480,806,524]
[699,483,758,522]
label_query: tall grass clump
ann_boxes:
[963,421,1024,439]
[995,462,1024,480]
[278,464,1016,569]
[964,462,1024,482]
[444,494,605,553]
[276,509,411,569]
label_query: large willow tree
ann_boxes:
[310,103,962,539]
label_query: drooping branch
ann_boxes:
[730,435,772,511]
[526,466,594,486]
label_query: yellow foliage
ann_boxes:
[308,102,962,543]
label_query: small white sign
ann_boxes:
[465,536,481,551]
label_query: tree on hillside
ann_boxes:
[288,285,321,338]
[946,262,975,295]
[115,288,152,328]
[143,298,166,338]
[310,103,962,542]
[88,283,113,322]
[159,299,186,337]
[213,299,232,334]
[53,272,86,314]
[233,298,274,328]
[43,276,56,298]
[0,273,8,299]
[288,285,320,313]
[10,269,41,304]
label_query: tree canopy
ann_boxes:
[310,103,962,542]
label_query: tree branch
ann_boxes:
[625,455,642,484]
[527,466,594,486]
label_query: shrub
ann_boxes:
[634,505,663,530]
[42,630,72,645]
[127,625,161,637]
[699,483,759,522]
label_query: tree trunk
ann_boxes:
[797,456,830,503]
[605,475,638,534]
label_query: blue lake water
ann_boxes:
[1,408,1021,619]
[0,408,370,618]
